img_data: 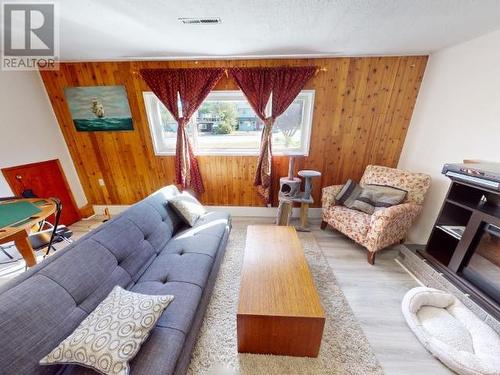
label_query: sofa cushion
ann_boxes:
[39,239,128,304]
[0,275,87,375]
[175,211,230,240]
[67,327,185,375]
[162,232,222,259]
[128,327,185,375]
[137,252,214,290]
[120,203,172,255]
[40,286,174,375]
[90,217,157,282]
[131,281,202,335]
[37,238,135,315]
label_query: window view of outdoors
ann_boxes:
[195,100,263,152]
[157,106,194,147]
[273,100,304,151]
[150,91,312,155]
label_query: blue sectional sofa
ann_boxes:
[0,185,231,375]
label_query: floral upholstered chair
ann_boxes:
[321,165,431,264]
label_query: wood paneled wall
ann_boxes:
[40,56,427,207]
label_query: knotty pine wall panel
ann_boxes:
[40,56,427,207]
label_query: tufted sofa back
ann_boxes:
[360,165,431,205]
[0,185,183,375]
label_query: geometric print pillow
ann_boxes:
[40,286,174,375]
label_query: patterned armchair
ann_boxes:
[321,165,431,264]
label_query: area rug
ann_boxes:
[187,227,384,375]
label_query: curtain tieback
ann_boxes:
[263,118,274,127]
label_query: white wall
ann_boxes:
[398,29,500,244]
[0,70,87,207]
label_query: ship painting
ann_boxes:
[91,98,105,118]
[64,85,133,131]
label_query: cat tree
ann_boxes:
[277,157,321,231]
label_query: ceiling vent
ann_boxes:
[179,17,221,25]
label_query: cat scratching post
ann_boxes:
[277,157,300,226]
[276,199,293,226]
[277,158,321,231]
[279,157,301,198]
[296,170,321,231]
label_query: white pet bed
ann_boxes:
[402,287,500,375]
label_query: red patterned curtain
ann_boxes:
[231,66,316,203]
[140,68,224,194]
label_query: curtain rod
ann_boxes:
[132,66,327,76]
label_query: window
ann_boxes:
[143,90,314,156]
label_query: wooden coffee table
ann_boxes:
[237,225,325,357]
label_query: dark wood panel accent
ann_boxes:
[1,159,81,225]
[39,56,427,206]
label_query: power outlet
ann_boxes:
[98,178,106,187]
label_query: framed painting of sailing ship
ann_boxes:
[64,85,133,131]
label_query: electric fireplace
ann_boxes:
[419,162,500,319]
[461,224,500,304]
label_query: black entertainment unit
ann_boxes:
[419,162,500,319]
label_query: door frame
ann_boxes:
[1,159,81,222]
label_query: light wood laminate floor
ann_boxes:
[0,215,453,374]
[311,222,453,375]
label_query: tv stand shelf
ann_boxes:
[446,198,500,219]
[418,178,500,319]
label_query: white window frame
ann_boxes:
[143,90,315,156]
[143,91,176,156]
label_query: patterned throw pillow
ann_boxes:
[40,286,173,375]
[169,193,206,226]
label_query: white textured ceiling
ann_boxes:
[28,0,500,60]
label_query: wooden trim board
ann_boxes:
[92,204,322,218]
[78,203,95,218]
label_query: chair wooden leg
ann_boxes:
[367,251,376,265]
[320,220,328,230]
